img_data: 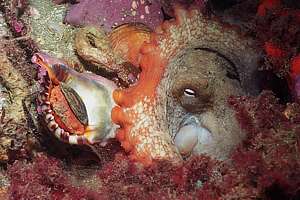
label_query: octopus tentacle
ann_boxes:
[112,5,261,166]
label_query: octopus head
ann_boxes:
[164,48,253,159]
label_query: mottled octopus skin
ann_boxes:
[112,5,260,166]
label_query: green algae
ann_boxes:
[28,0,77,59]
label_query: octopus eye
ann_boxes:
[184,88,196,97]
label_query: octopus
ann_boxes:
[111,5,262,166]
[33,5,262,167]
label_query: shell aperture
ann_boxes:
[32,53,117,145]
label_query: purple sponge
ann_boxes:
[64,0,164,31]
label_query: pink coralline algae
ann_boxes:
[294,75,300,99]
[227,91,300,198]
[11,18,25,35]
[254,1,300,76]
[7,92,300,199]
[64,0,164,31]
[8,153,101,200]
[290,55,300,100]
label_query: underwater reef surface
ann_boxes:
[0,0,299,199]
[27,0,77,60]
[6,92,300,199]
[0,24,39,167]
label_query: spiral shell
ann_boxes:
[109,23,152,66]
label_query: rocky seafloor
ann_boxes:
[0,0,300,199]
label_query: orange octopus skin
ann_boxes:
[111,4,260,166]
[111,6,193,166]
[112,48,181,166]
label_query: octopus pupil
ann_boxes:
[184,88,196,97]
